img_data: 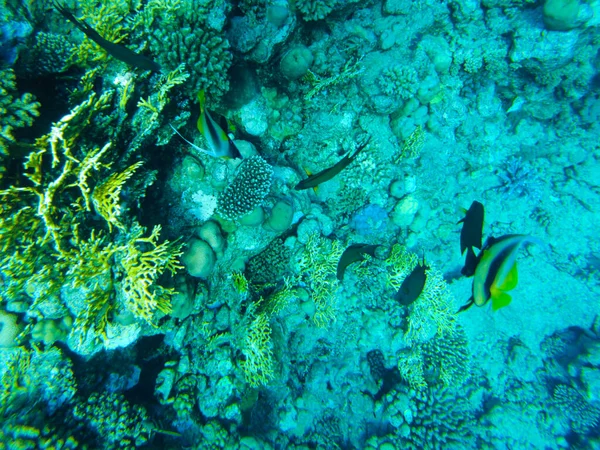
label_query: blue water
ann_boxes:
[0,0,599,448]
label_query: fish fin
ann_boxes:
[457,297,475,313]
[496,262,519,292]
[312,185,319,194]
[169,124,214,156]
[219,116,229,133]
[303,167,312,176]
[197,90,206,111]
[490,289,512,311]
[227,139,243,159]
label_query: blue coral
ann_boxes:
[496,157,543,200]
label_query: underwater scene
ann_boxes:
[0,0,599,448]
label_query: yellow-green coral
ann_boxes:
[385,244,456,345]
[240,311,275,387]
[119,225,183,322]
[395,125,425,162]
[92,161,143,231]
[0,69,40,157]
[298,233,343,327]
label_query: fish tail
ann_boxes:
[457,297,475,313]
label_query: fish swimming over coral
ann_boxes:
[458,234,543,312]
[394,255,429,306]
[196,90,242,159]
[336,243,378,281]
[52,1,161,72]
[295,136,371,191]
[458,200,484,277]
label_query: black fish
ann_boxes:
[394,256,429,306]
[458,201,484,277]
[336,243,378,281]
[458,201,484,255]
[460,246,480,277]
[295,136,371,191]
[53,1,161,72]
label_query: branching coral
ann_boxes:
[0,88,183,347]
[0,69,40,157]
[240,310,275,387]
[147,6,232,98]
[298,233,343,326]
[385,245,456,345]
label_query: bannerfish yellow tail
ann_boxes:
[463,234,542,312]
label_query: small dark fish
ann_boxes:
[394,255,429,306]
[53,1,161,72]
[460,246,480,277]
[336,243,378,281]
[458,200,484,255]
[295,136,371,191]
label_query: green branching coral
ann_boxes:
[0,88,183,348]
[296,0,336,21]
[240,311,276,387]
[298,233,343,326]
[73,392,152,449]
[0,69,40,156]
[217,156,273,221]
[147,7,232,98]
[385,245,456,345]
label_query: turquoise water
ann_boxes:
[0,0,599,448]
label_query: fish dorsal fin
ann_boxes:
[303,167,312,176]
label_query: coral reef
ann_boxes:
[216,155,273,221]
[147,6,232,99]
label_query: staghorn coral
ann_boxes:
[18,31,75,76]
[216,155,273,221]
[0,348,79,448]
[496,156,544,200]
